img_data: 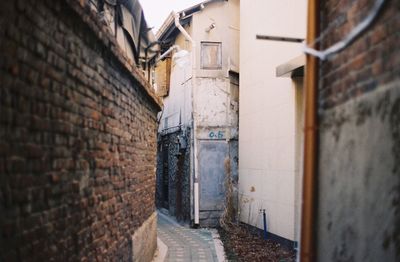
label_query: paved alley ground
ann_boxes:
[155,211,225,262]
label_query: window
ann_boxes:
[201,42,222,69]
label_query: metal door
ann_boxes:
[198,141,228,211]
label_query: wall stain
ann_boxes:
[382,230,391,250]
[323,109,350,142]
[327,220,332,231]
[332,226,356,262]
[355,101,372,126]
[389,96,400,259]
[375,91,391,122]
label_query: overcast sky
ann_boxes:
[141,0,204,32]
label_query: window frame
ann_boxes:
[200,41,222,70]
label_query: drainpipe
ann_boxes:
[300,0,319,261]
[158,45,181,61]
[174,12,200,225]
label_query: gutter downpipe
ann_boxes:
[158,45,181,61]
[300,0,319,261]
[174,13,200,225]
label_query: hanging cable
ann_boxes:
[303,0,387,60]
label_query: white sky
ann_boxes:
[141,0,204,32]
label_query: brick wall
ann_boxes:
[0,0,160,261]
[317,1,400,261]
[319,0,400,109]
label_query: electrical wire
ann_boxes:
[303,0,387,60]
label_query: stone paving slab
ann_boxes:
[157,212,222,262]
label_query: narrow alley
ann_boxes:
[155,211,223,262]
[0,0,399,261]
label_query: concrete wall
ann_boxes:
[316,1,400,260]
[0,0,159,260]
[132,212,158,262]
[239,0,306,241]
[317,83,400,261]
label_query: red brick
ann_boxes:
[319,0,400,109]
[0,0,158,260]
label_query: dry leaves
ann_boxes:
[218,224,296,262]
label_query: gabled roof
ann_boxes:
[156,0,226,42]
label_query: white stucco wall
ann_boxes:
[192,0,240,77]
[239,0,306,241]
[158,25,193,132]
[190,0,240,145]
[159,0,239,135]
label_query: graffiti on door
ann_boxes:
[208,130,225,139]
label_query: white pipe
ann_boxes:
[303,0,386,60]
[174,12,200,225]
[158,45,180,61]
[174,13,195,45]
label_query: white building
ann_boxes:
[239,0,307,247]
[155,0,239,226]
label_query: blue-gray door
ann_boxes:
[198,140,228,225]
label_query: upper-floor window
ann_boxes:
[201,42,222,69]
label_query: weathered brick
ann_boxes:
[0,0,160,260]
[319,0,400,109]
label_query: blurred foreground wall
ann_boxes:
[0,0,160,260]
[317,1,400,261]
